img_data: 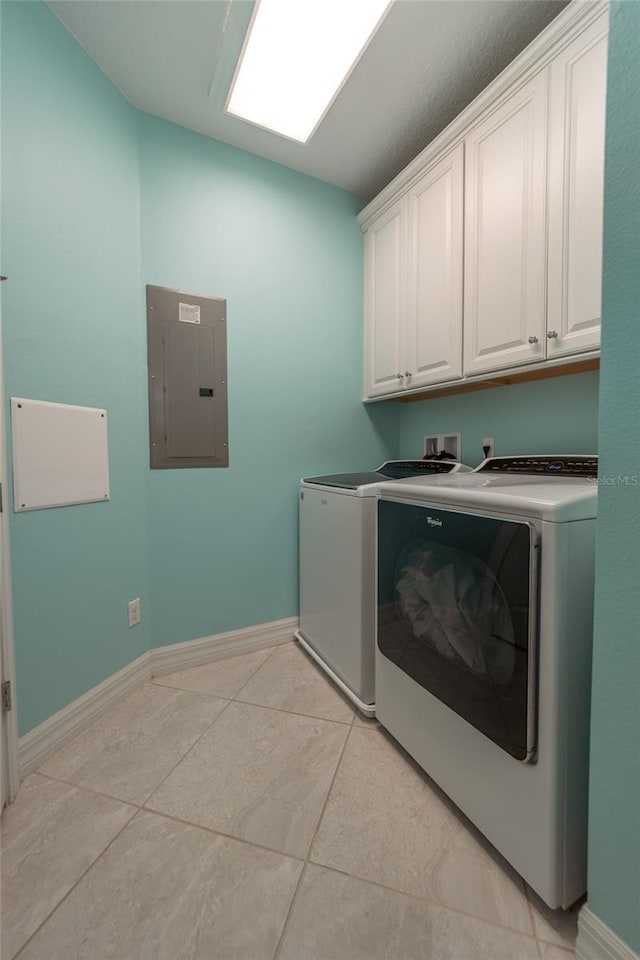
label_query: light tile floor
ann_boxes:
[1,641,579,960]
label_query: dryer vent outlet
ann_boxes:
[424,432,461,461]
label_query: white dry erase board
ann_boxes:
[11,398,110,512]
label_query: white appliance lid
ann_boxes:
[301,459,469,495]
[376,470,598,522]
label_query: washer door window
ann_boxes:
[378,502,538,761]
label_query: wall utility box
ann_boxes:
[146,285,228,469]
[424,432,462,461]
[11,398,110,512]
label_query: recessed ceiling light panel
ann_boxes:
[226,0,390,143]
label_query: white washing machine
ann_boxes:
[296,459,470,716]
[375,455,598,908]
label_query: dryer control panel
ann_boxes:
[477,455,598,478]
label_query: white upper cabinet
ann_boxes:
[363,197,407,398]
[359,3,608,400]
[406,144,464,389]
[547,13,608,358]
[463,73,548,376]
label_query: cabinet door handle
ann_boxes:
[404,371,412,377]
[395,372,404,380]
[528,336,539,344]
[547,330,559,339]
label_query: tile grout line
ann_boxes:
[231,642,356,725]
[136,805,307,863]
[16,699,350,960]
[303,700,358,860]
[23,680,236,814]
[271,709,357,960]
[151,687,355,725]
[303,713,544,945]
[538,939,577,952]
[137,695,237,808]
[91,650,285,811]
[233,695,354,725]
[54,687,236,813]
[35,697,543,948]
[13,653,564,956]
[26,771,142,810]
[524,883,578,957]
[14,657,310,955]
[26,647,351,821]
[149,678,233,701]
[31,730,553,953]
[229,644,283,702]
[9,780,308,959]
[9,684,241,952]
[154,646,355,724]
[208,697,354,731]
[304,856,544,944]
[353,721,555,941]
[144,648,355,844]
[10,743,307,960]
[11,806,138,960]
[149,643,279,704]
[525,885,545,958]
[270,861,310,960]
[30,680,235,807]
[11,783,557,957]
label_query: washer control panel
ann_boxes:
[477,455,598,478]
[380,459,461,478]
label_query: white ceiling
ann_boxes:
[48,0,568,200]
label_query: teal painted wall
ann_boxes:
[1,2,398,732]
[1,1,151,734]
[587,2,640,952]
[138,114,397,647]
[398,371,599,466]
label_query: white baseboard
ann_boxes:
[150,616,297,677]
[577,907,640,960]
[18,652,150,777]
[18,616,298,778]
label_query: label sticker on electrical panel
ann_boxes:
[178,302,201,325]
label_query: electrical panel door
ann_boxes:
[146,285,228,468]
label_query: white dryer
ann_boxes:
[375,455,598,908]
[296,459,470,716]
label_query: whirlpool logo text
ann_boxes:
[426,516,443,527]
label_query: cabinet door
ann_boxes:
[406,144,464,389]
[363,198,407,398]
[547,15,608,358]
[464,73,548,375]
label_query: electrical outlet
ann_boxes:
[482,437,495,459]
[128,598,141,628]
